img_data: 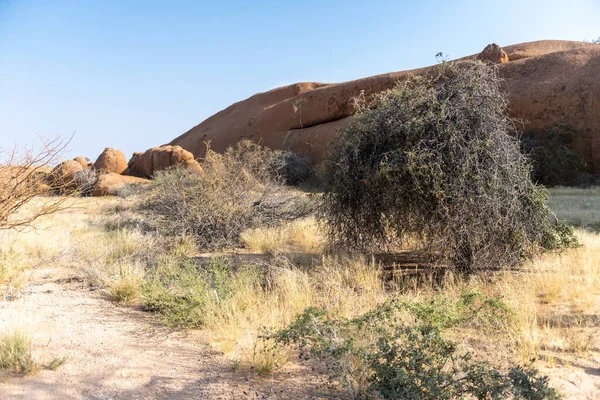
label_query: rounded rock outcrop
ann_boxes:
[73,156,89,169]
[94,148,128,175]
[124,145,202,178]
[92,172,150,196]
[48,160,85,191]
[476,43,509,64]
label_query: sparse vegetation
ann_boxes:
[321,61,576,272]
[3,163,600,397]
[0,331,39,377]
[240,217,322,254]
[3,78,600,399]
[292,97,308,129]
[46,356,67,371]
[269,149,312,185]
[109,276,142,304]
[250,336,290,377]
[138,141,313,250]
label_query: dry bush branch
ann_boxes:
[0,135,73,231]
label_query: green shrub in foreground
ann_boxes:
[273,292,561,399]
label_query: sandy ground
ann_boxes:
[0,267,330,399]
[3,268,598,400]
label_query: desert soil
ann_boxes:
[3,266,599,400]
[0,266,327,399]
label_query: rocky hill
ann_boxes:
[170,40,600,175]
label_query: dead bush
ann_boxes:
[0,136,71,231]
[138,141,313,250]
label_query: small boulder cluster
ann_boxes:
[40,145,203,197]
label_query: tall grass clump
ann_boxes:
[322,60,576,272]
[142,256,264,328]
[138,141,312,250]
[0,331,39,377]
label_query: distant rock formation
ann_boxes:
[169,40,600,176]
[124,145,203,178]
[94,148,128,175]
[476,43,509,64]
[92,173,149,196]
[48,160,85,191]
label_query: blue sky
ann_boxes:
[1,0,599,160]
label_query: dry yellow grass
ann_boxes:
[3,187,600,387]
[200,255,387,370]
[0,197,117,297]
[0,330,39,377]
[208,226,600,375]
[491,230,600,358]
[240,217,323,255]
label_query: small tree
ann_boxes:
[0,136,71,231]
[321,61,575,272]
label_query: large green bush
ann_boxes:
[321,61,576,272]
[273,293,561,399]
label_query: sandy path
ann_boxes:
[0,268,253,399]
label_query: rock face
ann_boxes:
[169,40,600,175]
[48,160,85,190]
[124,145,203,178]
[92,172,150,196]
[476,43,509,64]
[94,148,128,174]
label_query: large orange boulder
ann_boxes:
[73,156,89,169]
[48,160,85,191]
[476,43,509,64]
[49,160,83,183]
[92,172,150,196]
[169,40,600,176]
[124,145,202,178]
[94,148,128,174]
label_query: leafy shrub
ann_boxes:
[273,293,561,399]
[321,60,576,272]
[138,141,313,250]
[520,124,598,187]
